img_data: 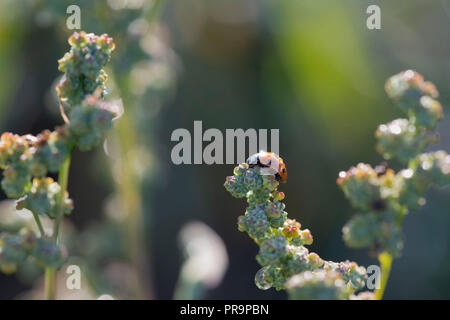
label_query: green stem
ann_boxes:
[52,154,72,242]
[45,267,56,300]
[374,251,393,300]
[44,153,72,300]
[31,211,45,237]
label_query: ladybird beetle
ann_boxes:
[247,151,287,182]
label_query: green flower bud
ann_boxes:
[282,219,301,239]
[272,191,285,201]
[335,261,368,290]
[237,215,246,232]
[307,252,323,268]
[0,233,29,273]
[300,229,313,245]
[0,262,17,274]
[256,236,288,266]
[68,102,114,151]
[16,177,73,219]
[31,238,67,269]
[342,212,403,257]
[2,163,31,198]
[0,133,34,167]
[415,96,443,129]
[385,71,438,111]
[19,228,36,251]
[57,31,115,118]
[224,175,248,198]
[414,151,450,188]
[375,119,434,164]
[241,209,271,241]
[337,163,381,211]
[32,128,71,174]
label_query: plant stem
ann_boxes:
[44,153,72,300]
[52,154,72,242]
[374,251,393,300]
[45,267,56,300]
[31,211,45,237]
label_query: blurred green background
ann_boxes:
[0,0,449,299]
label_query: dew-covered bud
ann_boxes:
[282,219,301,239]
[237,215,246,232]
[224,175,248,198]
[240,209,271,241]
[273,191,285,201]
[233,163,248,176]
[342,212,378,249]
[256,236,289,266]
[385,70,443,130]
[342,212,403,257]
[335,260,368,290]
[286,270,351,300]
[262,175,278,192]
[414,151,450,188]
[386,70,437,106]
[375,119,434,164]
[307,252,323,268]
[337,163,380,211]
[415,96,443,129]
[300,229,313,245]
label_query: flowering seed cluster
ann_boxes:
[225,164,369,299]
[338,70,449,257]
[0,32,117,274]
[57,32,115,121]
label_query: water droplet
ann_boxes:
[255,268,271,290]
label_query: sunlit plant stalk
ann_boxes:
[106,0,168,298]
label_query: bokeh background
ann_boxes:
[0,0,449,299]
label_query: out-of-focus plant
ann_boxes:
[174,221,228,300]
[337,70,449,299]
[224,163,371,300]
[0,31,118,299]
[25,0,176,299]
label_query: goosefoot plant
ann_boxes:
[224,165,371,299]
[0,31,118,299]
[338,70,449,299]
